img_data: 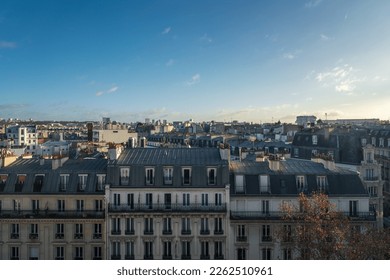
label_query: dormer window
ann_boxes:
[33,175,44,192]
[96,174,106,191]
[0,174,7,191]
[316,176,328,192]
[296,175,306,192]
[361,138,367,146]
[15,174,26,192]
[371,137,376,146]
[312,135,318,145]
[59,174,69,192]
[259,175,270,193]
[207,168,217,185]
[145,168,155,185]
[182,168,191,185]
[235,175,245,193]
[78,174,88,191]
[163,167,173,185]
[379,138,384,147]
[120,167,130,185]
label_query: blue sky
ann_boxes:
[1,0,390,123]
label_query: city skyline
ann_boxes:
[1,0,390,123]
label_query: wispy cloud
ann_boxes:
[186,73,201,86]
[166,59,175,67]
[96,85,119,96]
[283,53,295,60]
[162,27,171,35]
[305,0,323,8]
[200,33,213,43]
[320,34,330,41]
[0,41,17,49]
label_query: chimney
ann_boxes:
[219,144,230,162]
[52,155,68,170]
[108,144,123,160]
[268,154,280,171]
[40,157,45,166]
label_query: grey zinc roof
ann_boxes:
[116,148,225,166]
[278,159,353,175]
[229,161,273,175]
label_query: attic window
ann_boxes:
[15,174,26,192]
[0,174,7,189]
[316,176,328,192]
[296,175,306,193]
[361,138,367,146]
[235,175,245,193]
[78,174,88,191]
[33,175,44,192]
[259,175,270,193]
[312,135,318,145]
[59,174,69,191]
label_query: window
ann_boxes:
[55,224,65,239]
[259,175,270,193]
[120,167,130,185]
[214,241,223,259]
[111,241,121,259]
[57,200,65,212]
[113,193,121,206]
[0,174,7,188]
[96,174,106,191]
[11,223,20,239]
[215,193,222,206]
[93,246,102,260]
[55,246,64,260]
[163,217,172,234]
[127,193,134,209]
[95,199,103,212]
[10,246,20,260]
[125,218,134,235]
[200,218,209,234]
[283,248,292,260]
[368,186,378,197]
[13,199,21,211]
[181,217,191,234]
[283,225,292,242]
[144,241,153,259]
[32,199,40,212]
[146,193,153,209]
[76,200,84,212]
[296,176,305,192]
[59,174,69,191]
[237,248,247,260]
[181,241,191,259]
[262,225,272,242]
[214,217,224,234]
[182,168,191,185]
[183,193,190,206]
[361,138,367,146]
[125,241,135,259]
[29,247,39,260]
[78,174,88,191]
[262,248,272,260]
[293,148,299,158]
[74,246,84,260]
[15,174,26,191]
[349,200,358,217]
[237,225,247,242]
[201,241,210,259]
[75,224,83,239]
[207,168,217,185]
[201,193,209,206]
[164,193,171,209]
[145,168,154,185]
[94,223,102,239]
[30,224,39,239]
[372,137,376,146]
[317,176,327,191]
[380,138,384,147]
[163,241,172,259]
[163,167,173,185]
[365,169,374,180]
[144,218,153,235]
[235,175,245,193]
[112,218,121,235]
[262,200,270,215]
[312,135,318,145]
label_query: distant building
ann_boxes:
[295,115,317,127]
[93,129,138,144]
[6,125,38,155]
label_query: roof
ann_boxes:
[115,147,226,166]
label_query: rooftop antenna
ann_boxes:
[325,113,328,122]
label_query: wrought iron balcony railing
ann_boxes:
[0,210,105,219]
[109,203,226,213]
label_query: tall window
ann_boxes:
[259,175,270,193]
[146,193,153,209]
[262,248,272,260]
[93,246,102,260]
[94,223,102,239]
[32,199,40,212]
[145,168,154,185]
[183,193,190,206]
[164,193,172,209]
[262,225,272,242]
[163,167,173,185]
[74,246,84,260]
[181,217,191,234]
[96,174,106,191]
[113,193,121,206]
[237,248,247,260]
[296,176,305,191]
[201,193,209,206]
[262,200,270,215]
[95,200,103,212]
[215,193,222,206]
[76,200,84,212]
[201,241,209,259]
[283,248,292,260]
[214,217,223,234]
[144,218,153,235]
[214,241,223,259]
[127,193,134,209]
[11,223,20,239]
[78,174,88,191]
[125,218,135,235]
[111,241,121,259]
[120,167,130,185]
[59,174,69,191]
[29,247,39,260]
[181,241,191,259]
[55,223,65,239]
[75,224,83,239]
[10,246,20,260]
[349,201,358,217]
[182,168,191,185]
[317,176,327,191]
[125,241,135,259]
[57,200,65,212]
[163,241,172,259]
[163,217,172,234]
[312,135,318,145]
[237,225,246,242]
[200,218,209,234]
[207,168,217,185]
[235,175,244,193]
[144,241,153,259]
[55,246,64,260]
[30,223,39,239]
[112,218,121,235]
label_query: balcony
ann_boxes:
[108,203,226,213]
[29,233,39,239]
[262,236,273,242]
[236,236,247,242]
[74,233,84,239]
[55,233,65,239]
[125,255,135,260]
[74,257,83,260]
[214,230,224,235]
[200,255,210,260]
[144,230,154,235]
[10,233,19,239]
[162,229,172,235]
[200,229,210,235]
[0,210,105,219]
[93,233,102,239]
[162,255,173,260]
[363,176,379,181]
[343,211,376,221]
[111,230,121,235]
[181,255,191,260]
[125,230,135,235]
[93,257,102,260]
[181,229,191,235]
[111,255,121,260]
[144,255,153,260]
[214,255,224,260]
[231,211,284,220]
